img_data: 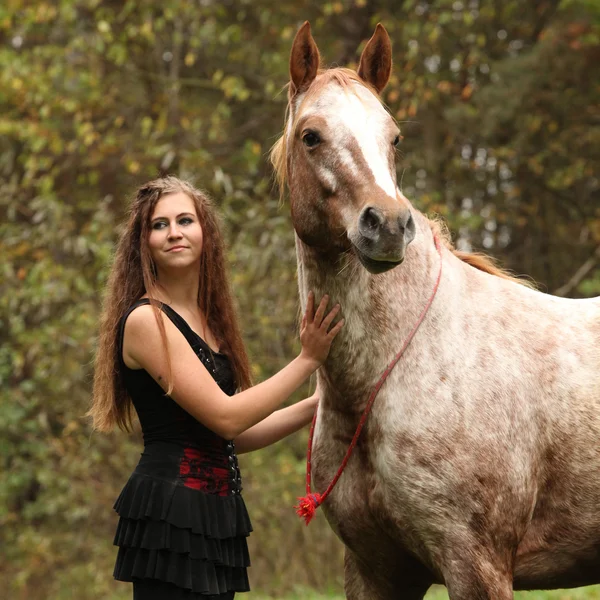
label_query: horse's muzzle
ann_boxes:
[352,207,415,273]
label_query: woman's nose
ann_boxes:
[167,223,183,239]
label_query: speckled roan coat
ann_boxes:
[272,22,600,600]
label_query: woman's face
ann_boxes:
[148,192,203,273]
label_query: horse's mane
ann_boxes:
[429,218,533,287]
[270,68,533,288]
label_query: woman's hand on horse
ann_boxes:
[300,292,344,367]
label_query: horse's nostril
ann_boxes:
[401,211,416,245]
[403,211,414,232]
[359,207,384,240]
[364,210,379,230]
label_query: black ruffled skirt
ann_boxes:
[113,442,252,598]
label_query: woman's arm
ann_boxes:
[234,392,318,454]
[123,293,341,439]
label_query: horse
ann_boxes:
[270,22,600,600]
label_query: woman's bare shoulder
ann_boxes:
[122,304,166,369]
[124,303,159,333]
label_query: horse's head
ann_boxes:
[273,22,415,275]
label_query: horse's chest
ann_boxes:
[312,420,392,550]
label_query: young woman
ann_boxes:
[90,176,343,600]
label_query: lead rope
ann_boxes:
[295,236,444,524]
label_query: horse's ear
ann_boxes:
[357,24,392,94]
[289,21,320,98]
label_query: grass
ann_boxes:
[251,585,600,599]
[426,586,600,600]
[103,584,600,599]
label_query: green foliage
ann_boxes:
[1,0,599,597]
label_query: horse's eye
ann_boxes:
[302,131,321,148]
[393,134,402,147]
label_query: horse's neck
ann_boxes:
[296,215,454,405]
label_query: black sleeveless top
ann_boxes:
[112,299,252,597]
[119,298,236,449]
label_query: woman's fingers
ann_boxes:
[321,303,340,331]
[313,294,329,325]
[303,293,343,354]
[299,293,344,366]
[305,291,315,323]
[327,318,345,339]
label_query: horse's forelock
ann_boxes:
[290,69,384,141]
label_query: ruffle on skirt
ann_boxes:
[113,472,252,596]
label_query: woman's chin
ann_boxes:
[156,257,201,272]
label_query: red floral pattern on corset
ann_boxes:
[179,447,230,496]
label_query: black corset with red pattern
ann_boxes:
[179,440,242,497]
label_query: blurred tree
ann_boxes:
[0,0,598,598]
[377,0,600,293]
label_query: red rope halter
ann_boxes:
[295,236,443,524]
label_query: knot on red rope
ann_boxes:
[295,493,322,525]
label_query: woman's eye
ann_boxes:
[152,222,166,230]
[302,131,321,148]
[179,217,193,225]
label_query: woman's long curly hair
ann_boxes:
[89,176,252,432]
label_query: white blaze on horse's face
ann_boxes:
[283,23,416,275]
[297,85,398,197]
[289,80,416,274]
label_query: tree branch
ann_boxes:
[553,245,600,297]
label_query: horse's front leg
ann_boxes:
[442,550,514,600]
[344,548,431,600]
